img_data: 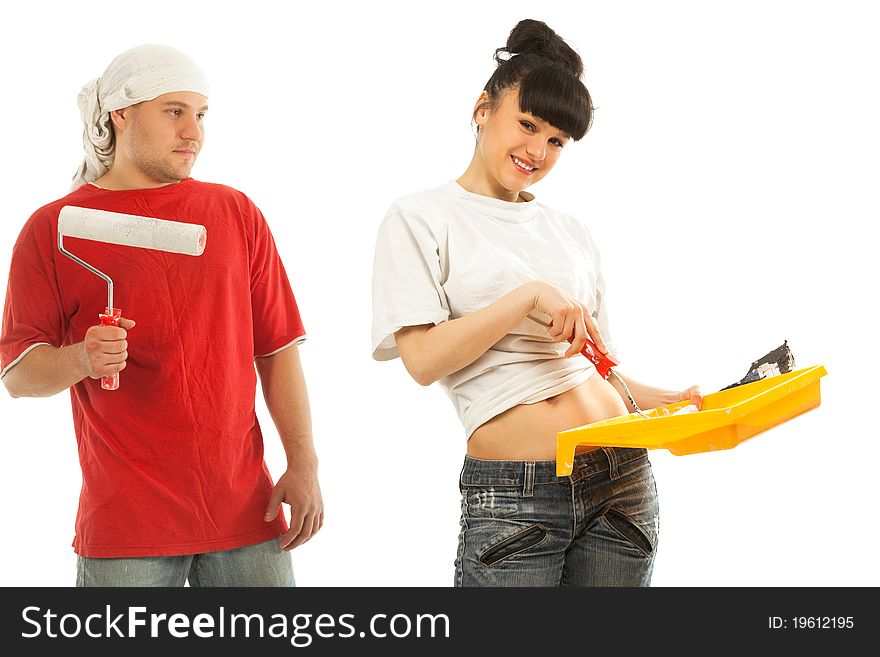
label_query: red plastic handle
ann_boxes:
[98,307,122,390]
[579,337,617,379]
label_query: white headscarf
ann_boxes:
[72,44,210,191]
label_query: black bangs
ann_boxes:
[517,63,593,141]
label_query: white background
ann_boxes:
[0,0,877,587]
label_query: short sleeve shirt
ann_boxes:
[0,179,306,557]
[371,182,619,438]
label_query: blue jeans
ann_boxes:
[75,537,295,587]
[455,447,659,586]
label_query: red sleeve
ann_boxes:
[248,203,306,357]
[0,212,67,378]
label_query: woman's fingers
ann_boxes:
[561,309,577,344]
[681,385,703,410]
[566,314,587,357]
[584,312,608,354]
[533,283,607,356]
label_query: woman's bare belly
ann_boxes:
[467,372,629,461]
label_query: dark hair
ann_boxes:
[478,19,593,141]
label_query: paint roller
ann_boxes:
[57,205,207,390]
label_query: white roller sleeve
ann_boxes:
[58,205,206,256]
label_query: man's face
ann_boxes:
[119,91,208,184]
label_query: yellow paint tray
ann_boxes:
[556,365,827,476]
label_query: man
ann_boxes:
[0,45,323,586]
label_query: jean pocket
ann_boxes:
[601,508,657,558]
[466,486,520,519]
[479,524,548,568]
[596,463,660,558]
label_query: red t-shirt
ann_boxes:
[0,179,306,557]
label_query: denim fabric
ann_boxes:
[75,537,295,587]
[454,447,659,586]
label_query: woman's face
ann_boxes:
[474,88,570,197]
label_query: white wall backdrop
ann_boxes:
[1,0,876,586]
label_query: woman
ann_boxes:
[371,19,701,587]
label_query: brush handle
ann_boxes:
[529,311,617,378]
[579,337,617,379]
[99,307,122,390]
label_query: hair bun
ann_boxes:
[496,19,583,78]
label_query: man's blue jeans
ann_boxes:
[76,537,295,587]
[455,447,659,586]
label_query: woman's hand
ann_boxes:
[393,280,609,386]
[525,281,607,358]
[677,384,704,410]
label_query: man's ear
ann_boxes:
[109,107,129,133]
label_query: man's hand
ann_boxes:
[79,317,136,379]
[255,343,322,551]
[264,459,324,551]
[3,317,137,398]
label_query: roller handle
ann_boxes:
[99,307,122,390]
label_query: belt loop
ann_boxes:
[523,461,535,497]
[602,447,620,480]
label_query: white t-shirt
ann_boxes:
[371,181,620,439]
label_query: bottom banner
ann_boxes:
[1,586,869,654]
